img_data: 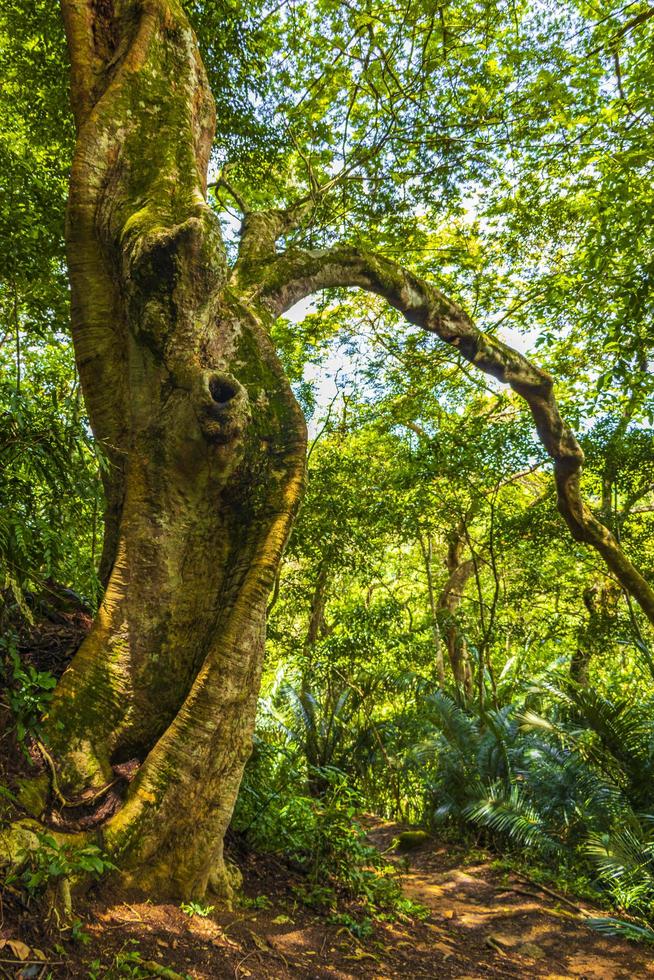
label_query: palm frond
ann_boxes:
[465,783,564,856]
[586,917,654,945]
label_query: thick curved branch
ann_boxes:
[256,246,654,625]
[233,198,321,272]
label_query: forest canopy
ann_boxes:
[2,0,654,972]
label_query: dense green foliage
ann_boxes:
[2,0,654,939]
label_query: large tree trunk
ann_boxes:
[16,0,306,900]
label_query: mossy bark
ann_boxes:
[34,0,307,899]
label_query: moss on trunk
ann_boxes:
[16,0,307,900]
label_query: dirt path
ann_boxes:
[5,821,654,978]
[365,818,654,979]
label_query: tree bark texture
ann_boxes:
[25,0,307,899]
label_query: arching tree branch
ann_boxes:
[254,245,654,625]
[232,179,344,271]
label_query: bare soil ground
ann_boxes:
[3,820,654,979]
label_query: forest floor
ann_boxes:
[4,818,654,979]
[3,613,653,977]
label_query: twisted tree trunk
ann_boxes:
[17,0,306,900]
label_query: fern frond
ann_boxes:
[587,917,654,944]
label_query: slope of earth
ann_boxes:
[3,825,654,978]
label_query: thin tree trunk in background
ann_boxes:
[303,562,329,674]
[418,533,446,687]
[438,524,474,696]
[570,581,619,685]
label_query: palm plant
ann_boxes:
[407,676,654,924]
[409,691,518,824]
[260,671,373,795]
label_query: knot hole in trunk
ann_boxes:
[198,371,250,450]
[209,375,240,406]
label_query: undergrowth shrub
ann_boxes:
[6,831,116,926]
[1,633,57,748]
[233,657,654,943]
[8,832,115,898]
[233,742,423,931]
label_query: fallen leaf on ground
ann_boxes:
[0,939,31,960]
